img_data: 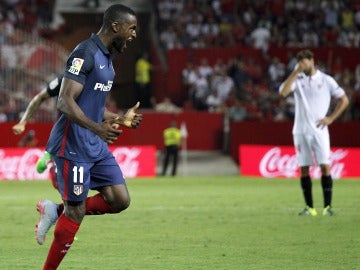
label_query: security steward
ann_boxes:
[162,121,182,176]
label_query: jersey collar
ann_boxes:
[91,33,111,56]
[309,69,321,80]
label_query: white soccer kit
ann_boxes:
[287,70,345,166]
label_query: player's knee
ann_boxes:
[111,196,131,213]
[64,201,86,223]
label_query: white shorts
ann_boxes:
[293,131,330,167]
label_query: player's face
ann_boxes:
[299,58,314,76]
[112,15,137,53]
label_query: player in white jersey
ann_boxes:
[279,50,349,216]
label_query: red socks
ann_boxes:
[85,193,114,215]
[42,214,79,270]
[42,194,113,269]
[56,193,114,216]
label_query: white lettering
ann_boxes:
[259,147,348,179]
[0,149,49,180]
[93,81,113,91]
[112,147,141,178]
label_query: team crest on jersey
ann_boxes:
[73,185,83,196]
[68,58,84,75]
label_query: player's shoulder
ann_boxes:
[317,70,337,83]
[72,37,98,55]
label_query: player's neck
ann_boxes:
[308,68,317,77]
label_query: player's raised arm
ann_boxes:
[12,88,51,135]
[279,63,304,98]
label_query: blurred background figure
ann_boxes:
[162,120,182,176]
[18,129,38,147]
[153,96,182,113]
[135,52,152,108]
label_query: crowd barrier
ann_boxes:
[0,111,224,150]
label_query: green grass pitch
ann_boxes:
[0,176,359,270]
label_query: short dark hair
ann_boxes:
[103,4,136,27]
[296,50,314,61]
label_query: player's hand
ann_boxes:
[316,117,333,129]
[294,63,304,73]
[99,120,122,144]
[12,123,26,135]
[119,102,142,128]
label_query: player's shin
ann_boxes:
[42,214,80,270]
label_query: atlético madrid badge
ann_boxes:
[73,185,83,196]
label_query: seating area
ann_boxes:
[0,0,359,123]
[153,0,360,121]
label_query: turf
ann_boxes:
[0,176,359,270]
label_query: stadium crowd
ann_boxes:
[0,0,359,123]
[156,0,360,121]
[0,0,67,122]
[156,0,360,50]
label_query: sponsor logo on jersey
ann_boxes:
[73,185,83,195]
[68,58,84,75]
[94,80,113,91]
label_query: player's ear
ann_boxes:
[111,22,119,33]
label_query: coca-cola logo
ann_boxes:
[259,147,348,179]
[0,149,49,180]
[112,147,141,178]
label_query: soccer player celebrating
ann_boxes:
[37,4,141,269]
[279,49,349,217]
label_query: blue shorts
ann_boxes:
[54,155,126,201]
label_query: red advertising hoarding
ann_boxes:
[239,145,360,179]
[0,146,156,181]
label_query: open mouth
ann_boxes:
[123,37,134,49]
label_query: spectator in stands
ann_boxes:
[340,6,355,30]
[273,99,289,122]
[201,15,220,47]
[250,22,271,53]
[78,0,100,9]
[286,51,297,74]
[0,105,8,122]
[228,98,247,122]
[323,1,340,29]
[302,28,320,47]
[153,96,182,113]
[355,63,360,91]
[244,99,262,121]
[268,57,286,90]
[210,67,235,104]
[198,57,213,79]
[160,25,182,50]
[188,68,210,110]
[227,56,250,99]
[205,90,223,112]
[231,17,246,45]
[186,13,203,47]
